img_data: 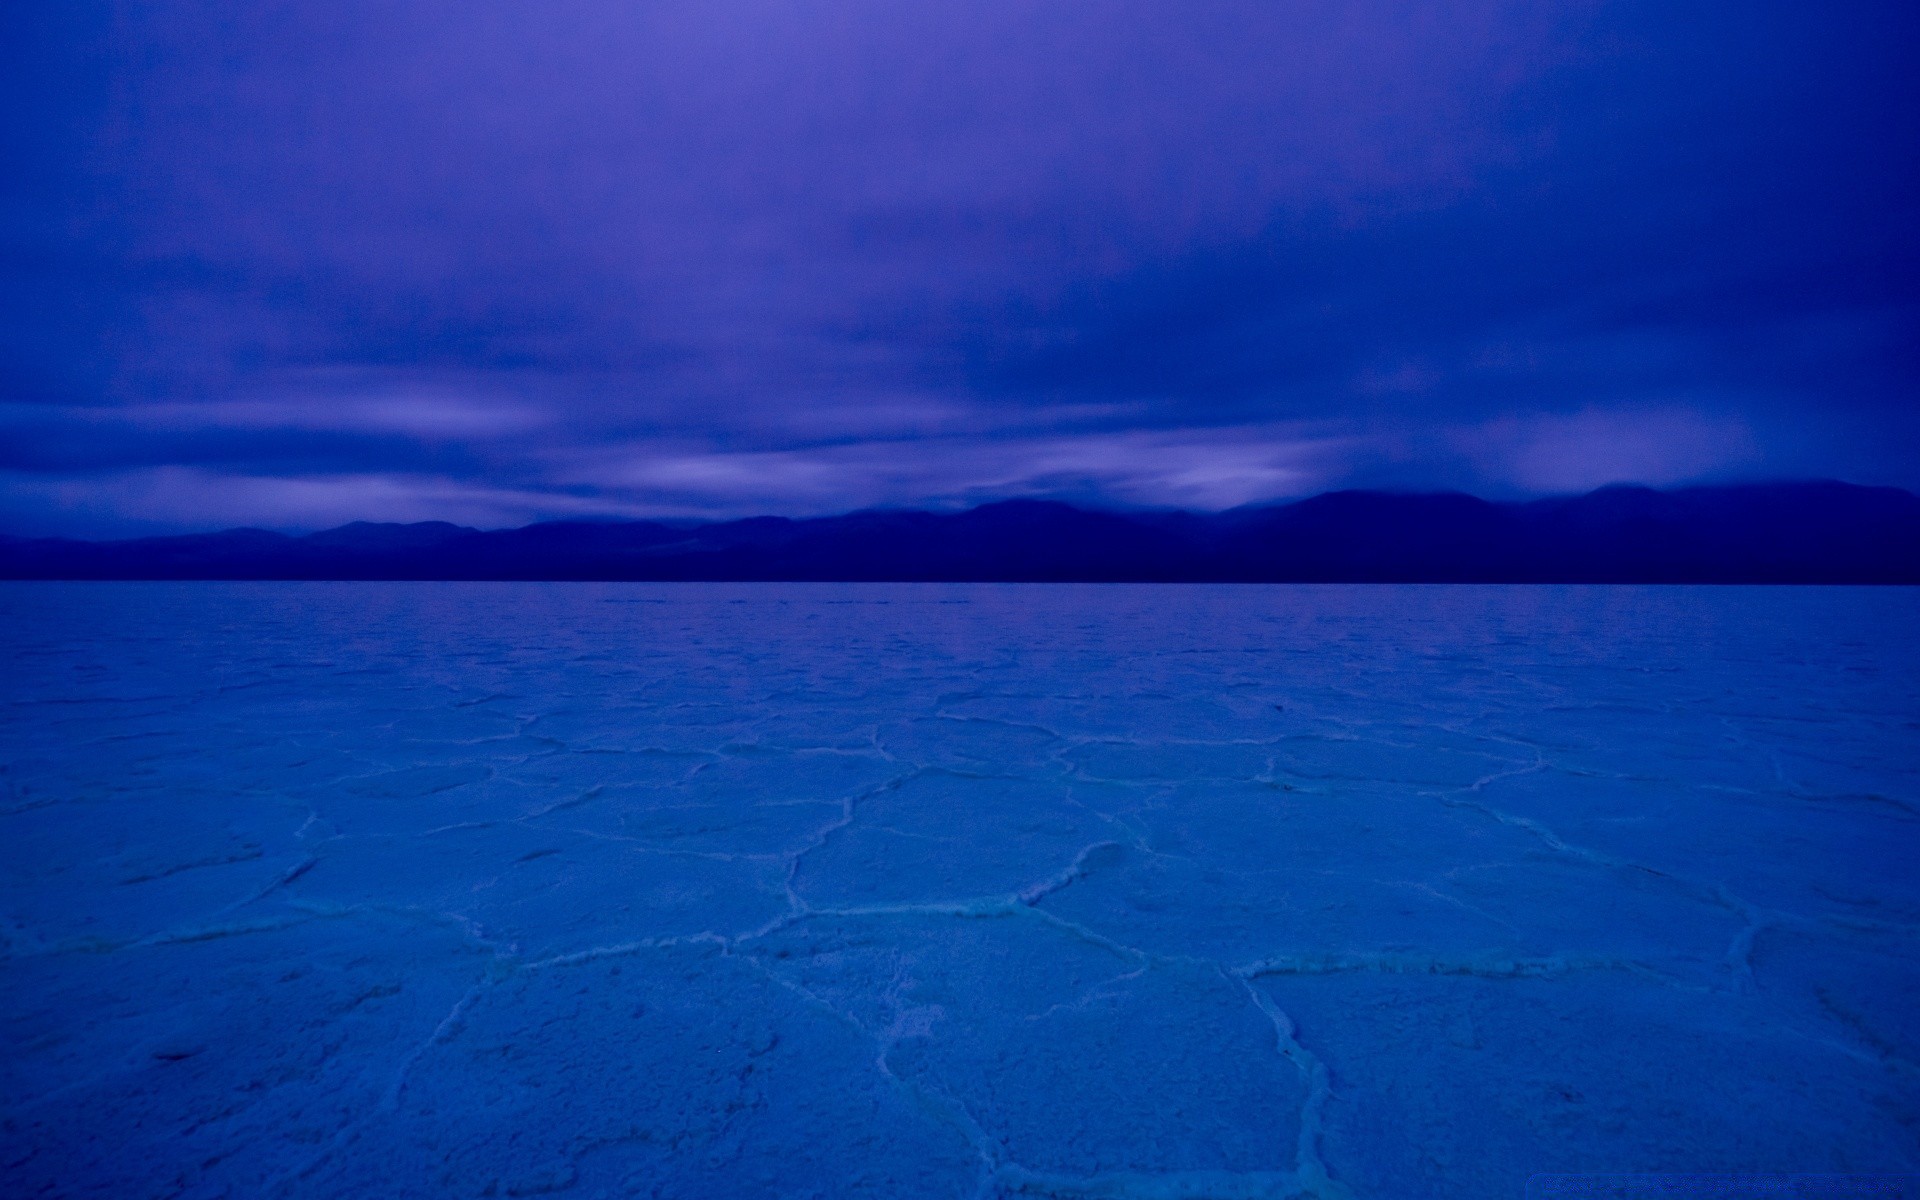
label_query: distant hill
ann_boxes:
[3,482,1916,582]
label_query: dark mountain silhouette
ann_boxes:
[2,482,1915,582]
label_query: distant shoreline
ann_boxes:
[4,481,1917,584]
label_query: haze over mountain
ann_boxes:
[4,481,1914,583]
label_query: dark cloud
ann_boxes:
[2,0,1915,533]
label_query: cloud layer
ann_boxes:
[3,0,1916,532]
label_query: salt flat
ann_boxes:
[2,583,1916,1198]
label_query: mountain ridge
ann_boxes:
[3,481,1916,583]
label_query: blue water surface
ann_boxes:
[2,583,1917,1199]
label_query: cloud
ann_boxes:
[569,426,1345,514]
[1466,406,1764,493]
[2,0,1915,531]
[38,391,545,440]
[0,467,640,537]
[0,425,1347,535]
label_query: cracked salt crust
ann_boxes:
[1,582,1917,1198]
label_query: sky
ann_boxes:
[3,1,1917,535]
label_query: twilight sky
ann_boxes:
[4,1,1917,534]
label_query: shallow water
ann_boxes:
[2,582,1917,1198]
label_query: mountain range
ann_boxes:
[3,481,1917,583]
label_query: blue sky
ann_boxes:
[3,0,1916,533]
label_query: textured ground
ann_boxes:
[2,582,1916,1199]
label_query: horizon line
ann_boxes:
[7,477,1913,544]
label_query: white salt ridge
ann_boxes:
[1,582,1916,1199]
